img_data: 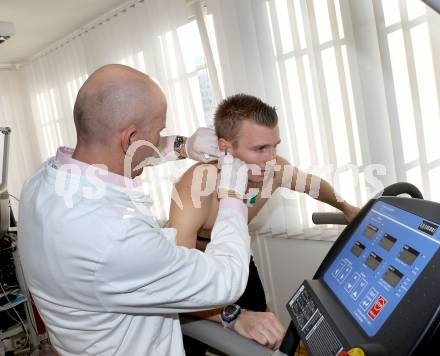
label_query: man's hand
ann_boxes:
[233,310,285,350]
[217,154,248,200]
[343,203,360,223]
[185,127,223,162]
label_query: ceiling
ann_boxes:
[0,0,131,65]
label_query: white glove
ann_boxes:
[185,127,223,162]
[217,153,248,200]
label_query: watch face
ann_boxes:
[221,304,241,325]
[224,305,237,315]
[174,136,185,158]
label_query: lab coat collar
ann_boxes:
[46,147,153,206]
[55,147,140,189]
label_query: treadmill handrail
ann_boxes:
[180,318,275,356]
[312,212,347,225]
[312,182,424,226]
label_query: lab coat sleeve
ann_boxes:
[158,135,180,161]
[95,202,251,314]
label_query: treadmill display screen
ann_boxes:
[379,234,396,251]
[351,241,365,257]
[324,201,440,336]
[366,252,382,271]
[383,266,403,288]
[364,224,378,239]
[398,245,419,266]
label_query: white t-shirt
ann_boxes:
[18,147,250,355]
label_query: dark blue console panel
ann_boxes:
[324,201,440,336]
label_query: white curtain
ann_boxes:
[372,0,440,198]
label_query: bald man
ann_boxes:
[18,64,253,355]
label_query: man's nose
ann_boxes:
[265,148,276,161]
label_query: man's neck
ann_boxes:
[72,144,126,177]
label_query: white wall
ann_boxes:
[252,234,335,327]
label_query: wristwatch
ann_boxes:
[173,135,187,159]
[221,304,241,329]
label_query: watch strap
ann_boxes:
[221,304,242,329]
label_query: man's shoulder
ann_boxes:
[184,161,218,175]
[172,161,219,210]
[175,161,218,188]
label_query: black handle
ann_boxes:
[312,212,347,225]
[381,182,423,199]
[279,321,300,355]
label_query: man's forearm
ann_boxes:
[190,309,222,323]
[306,174,351,213]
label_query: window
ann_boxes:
[36,89,64,157]
[263,0,364,226]
[376,0,440,201]
[140,18,219,222]
[159,20,217,131]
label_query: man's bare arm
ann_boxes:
[277,156,359,222]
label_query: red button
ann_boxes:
[368,295,388,320]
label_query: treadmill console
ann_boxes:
[324,200,439,337]
[285,196,440,356]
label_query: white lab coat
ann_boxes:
[18,148,250,355]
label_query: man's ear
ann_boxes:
[218,138,233,154]
[121,125,137,154]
